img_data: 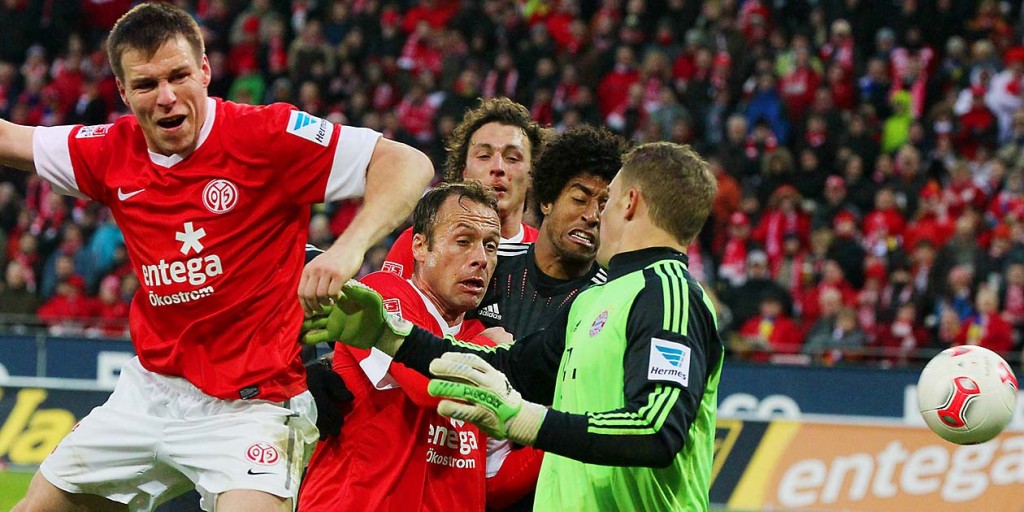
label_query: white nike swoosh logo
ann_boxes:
[117,188,145,201]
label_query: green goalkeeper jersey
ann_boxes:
[395,247,724,511]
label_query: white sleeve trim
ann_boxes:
[325,126,381,202]
[32,125,83,197]
[358,347,400,390]
[485,438,513,478]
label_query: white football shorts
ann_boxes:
[39,356,318,511]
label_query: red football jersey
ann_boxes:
[298,271,492,511]
[32,98,381,402]
[381,223,538,278]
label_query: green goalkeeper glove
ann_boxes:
[427,352,546,445]
[301,280,412,354]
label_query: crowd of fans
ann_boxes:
[3,0,1024,368]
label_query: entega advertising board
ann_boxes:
[712,419,1024,511]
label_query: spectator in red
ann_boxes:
[862,187,906,256]
[37,279,97,336]
[543,0,580,51]
[977,223,1023,286]
[956,84,998,159]
[737,290,804,360]
[88,274,129,338]
[820,19,856,73]
[998,261,1024,347]
[753,184,809,268]
[482,50,520,100]
[597,46,640,117]
[605,82,647,137]
[779,43,821,126]
[718,212,758,288]
[708,158,742,250]
[397,21,443,78]
[401,0,459,33]
[228,16,262,79]
[905,183,954,249]
[987,169,1024,223]
[876,302,932,365]
[955,287,1015,355]
[773,232,813,295]
[395,82,438,144]
[985,45,1024,142]
[801,259,858,326]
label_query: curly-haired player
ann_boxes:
[382,98,549,279]
[471,125,628,510]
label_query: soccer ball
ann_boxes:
[917,346,1018,445]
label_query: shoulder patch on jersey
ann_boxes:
[383,298,402,319]
[285,110,333,147]
[76,124,113,138]
[648,338,690,387]
[381,261,404,275]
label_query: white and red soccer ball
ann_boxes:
[918,346,1018,445]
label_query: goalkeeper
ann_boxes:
[305,142,723,511]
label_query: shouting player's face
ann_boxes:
[540,174,608,266]
[117,35,211,158]
[463,122,531,233]
[412,196,500,322]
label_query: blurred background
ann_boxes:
[2,1,1024,510]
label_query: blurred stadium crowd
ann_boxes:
[3,0,1024,368]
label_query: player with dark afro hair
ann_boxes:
[530,125,630,220]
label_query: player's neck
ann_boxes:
[499,209,524,239]
[410,276,466,327]
[534,235,593,281]
[619,223,687,256]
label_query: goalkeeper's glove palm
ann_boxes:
[427,353,546,446]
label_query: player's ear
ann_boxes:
[412,232,429,264]
[540,202,553,216]
[116,78,129,108]
[200,54,212,88]
[623,187,640,221]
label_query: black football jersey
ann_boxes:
[470,242,606,337]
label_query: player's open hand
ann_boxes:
[299,245,365,315]
[301,280,412,351]
[427,353,546,445]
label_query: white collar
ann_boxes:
[501,223,525,243]
[148,97,217,168]
[408,279,463,336]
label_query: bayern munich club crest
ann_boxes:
[590,310,609,337]
[203,179,238,214]
[245,442,280,465]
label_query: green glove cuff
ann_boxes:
[376,312,412,356]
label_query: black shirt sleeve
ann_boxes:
[392,303,572,404]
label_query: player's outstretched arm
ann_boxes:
[301,280,567,402]
[300,138,433,314]
[0,119,37,172]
